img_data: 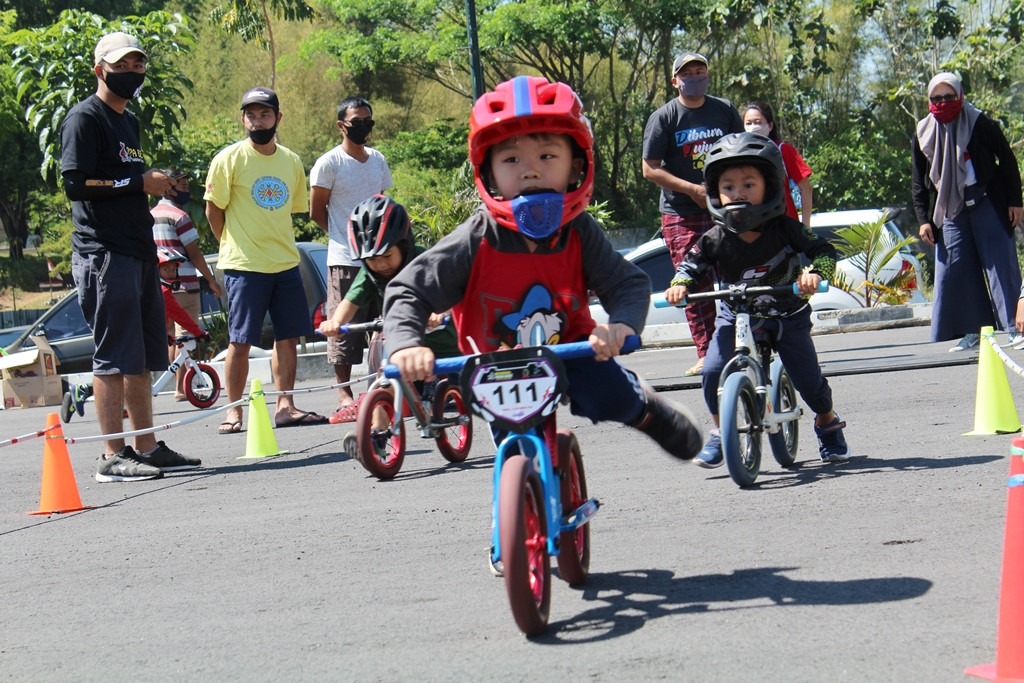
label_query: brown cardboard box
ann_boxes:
[0,336,62,409]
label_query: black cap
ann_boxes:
[240,87,279,111]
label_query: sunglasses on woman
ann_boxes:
[929,94,959,104]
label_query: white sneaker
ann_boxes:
[1010,332,1024,350]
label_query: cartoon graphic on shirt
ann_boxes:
[499,284,565,348]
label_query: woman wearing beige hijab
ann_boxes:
[912,72,1023,351]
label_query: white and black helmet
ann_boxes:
[703,132,787,234]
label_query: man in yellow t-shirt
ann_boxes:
[204,86,327,434]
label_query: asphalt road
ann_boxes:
[0,324,1019,681]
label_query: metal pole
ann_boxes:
[465,0,485,101]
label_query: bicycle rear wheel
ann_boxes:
[499,455,550,636]
[555,430,590,586]
[432,379,472,462]
[768,361,799,467]
[720,372,762,488]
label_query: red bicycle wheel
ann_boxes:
[499,454,550,636]
[356,388,405,479]
[555,429,590,586]
[432,380,472,462]
[182,363,220,409]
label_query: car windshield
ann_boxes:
[24,295,91,346]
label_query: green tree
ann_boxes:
[0,10,44,259]
[10,9,196,184]
[209,0,315,87]
[0,0,168,30]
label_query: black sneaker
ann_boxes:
[95,446,163,483]
[632,391,703,460]
[144,441,201,471]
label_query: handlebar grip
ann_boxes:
[652,293,674,308]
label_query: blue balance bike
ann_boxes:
[385,336,640,635]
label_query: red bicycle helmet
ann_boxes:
[468,76,594,238]
[347,194,411,260]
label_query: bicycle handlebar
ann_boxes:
[382,335,642,379]
[319,316,453,337]
[652,280,829,308]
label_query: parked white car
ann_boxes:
[589,208,929,342]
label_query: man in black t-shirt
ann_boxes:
[60,31,199,482]
[642,51,742,376]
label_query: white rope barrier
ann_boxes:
[983,330,1024,379]
[0,423,62,449]
[0,373,378,450]
[63,397,250,445]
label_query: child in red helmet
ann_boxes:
[61,247,208,423]
[383,76,703,461]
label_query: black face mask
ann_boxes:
[248,125,277,145]
[103,70,145,100]
[344,120,374,145]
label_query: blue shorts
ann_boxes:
[224,267,311,345]
[72,250,167,376]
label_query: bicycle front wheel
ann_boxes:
[183,363,220,409]
[499,455,550,636]
[768,361,800,467]
[720,372,762,488]
[356,388,405,479]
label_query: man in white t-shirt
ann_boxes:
[309,96,393,419]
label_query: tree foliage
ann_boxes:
[209,0,315,87]
[10,9,195,184]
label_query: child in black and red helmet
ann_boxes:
[382,76,703,461]
[317,193,459,424]
[664,132,850,466]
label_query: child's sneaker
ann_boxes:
[342,431,360,462]
[59,390,76,424]
[694,429,724,469]
[631,391,703,460]
[59,383,91,423]
[815,414,850,463]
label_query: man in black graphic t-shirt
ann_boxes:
[60,31,199,482]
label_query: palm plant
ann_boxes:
[831,216,920,307]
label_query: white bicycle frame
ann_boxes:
[725,309,801,437]
[151,337,212,397]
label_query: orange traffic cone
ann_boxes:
[28,413,89,515]
[965,436,1024,681]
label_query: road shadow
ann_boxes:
[532,566,931,644]
[700,453,1003,490]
